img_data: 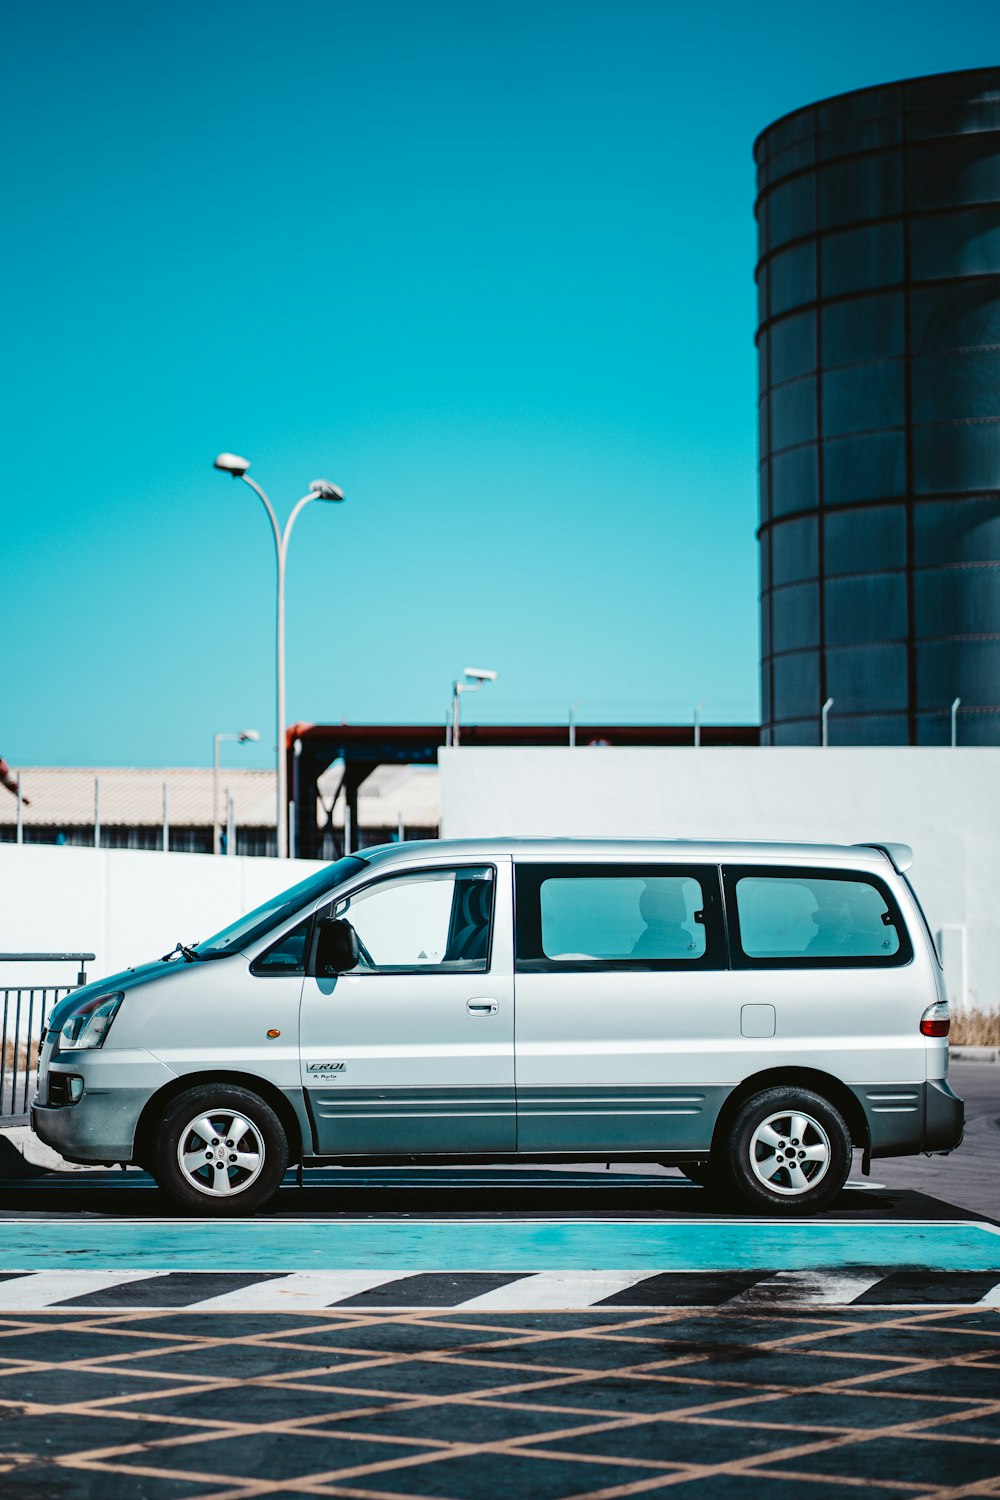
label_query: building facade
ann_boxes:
[756,68,1000,745]
[0,765,439,856]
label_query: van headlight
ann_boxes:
[60,992,124,1049]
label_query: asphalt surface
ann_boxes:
[0,1061,995,1496]
[2,1304,998,1499]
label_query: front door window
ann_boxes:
[334,866,493,972]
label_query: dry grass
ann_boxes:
[951,1007,1000,1047]
[2,1039,39,1072]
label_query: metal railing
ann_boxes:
[1,954,94,1123]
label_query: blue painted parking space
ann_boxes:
[2,1214,998,1273]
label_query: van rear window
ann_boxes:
[727,870,912,966]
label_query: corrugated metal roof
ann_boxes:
[0,766,440,829]
[346,764,440,828]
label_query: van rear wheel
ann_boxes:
[725,1087,851,1215]
[152,1084,288,1216]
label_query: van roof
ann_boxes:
[356,837,910,872]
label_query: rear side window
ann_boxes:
[725,867,912,967]
[515,864,725,971]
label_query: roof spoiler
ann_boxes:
[856,841,913,873]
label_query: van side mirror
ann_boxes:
[314,917,360,976]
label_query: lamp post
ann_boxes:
[451,667,497,747]
[214,454,345,858]
[821,697,834,748]
[213,729,259,856]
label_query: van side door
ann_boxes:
[513,861,730,1154]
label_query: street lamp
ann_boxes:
[213,729,259,856]
[214,453,345,858]
[821,697,834,748]
[451,667,497,747]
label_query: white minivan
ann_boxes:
[33,838,963,1216]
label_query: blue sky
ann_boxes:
[3,0,996,768]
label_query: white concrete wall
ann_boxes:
[0,844,324,987]
[439,746,1000,1012]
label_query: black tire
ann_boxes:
[151,1084,288,1216]
[724,1086,851,1216]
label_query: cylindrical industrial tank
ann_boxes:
[755,68,1000,745]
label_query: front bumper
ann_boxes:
[32,1048,177,1164]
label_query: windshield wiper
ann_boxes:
[161,941,200,963]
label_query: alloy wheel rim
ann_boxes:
[748,1109,831,1196]
[176,1109,264,1197]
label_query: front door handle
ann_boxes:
[466,998,499,1015]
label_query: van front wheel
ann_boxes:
[152,1084,288,1215]
[725,1087,851,1215]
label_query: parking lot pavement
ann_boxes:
[0,1304,997,1499]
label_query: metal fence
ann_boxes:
[0,953,94,1123]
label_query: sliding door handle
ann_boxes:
[466,998,499,1015]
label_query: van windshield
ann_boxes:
[194,856,368,958]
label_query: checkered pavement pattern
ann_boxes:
[0,1305,997,1498]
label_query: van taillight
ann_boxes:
[920,1001,950,1038]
